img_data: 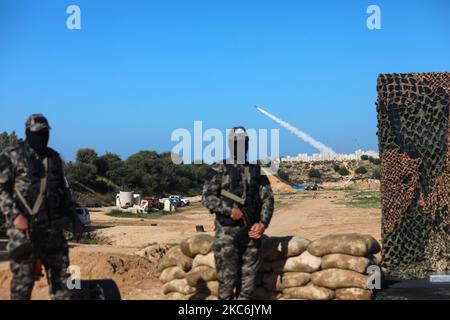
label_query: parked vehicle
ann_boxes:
[305,183,319,191]
[168,195,190,207]
[180,198,190,206]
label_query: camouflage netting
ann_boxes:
[377,72,450,278]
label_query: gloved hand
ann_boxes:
[248,222,265,239]
[13,214,30,239]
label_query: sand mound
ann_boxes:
[0,251,161,300]
[266,173,293,193]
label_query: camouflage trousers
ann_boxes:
[7,226,72,300]
[213,220,261,300]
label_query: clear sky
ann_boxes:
[1,0,449,161]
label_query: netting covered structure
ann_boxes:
[377,72,450,278]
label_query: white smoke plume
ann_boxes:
[256,106,336,155]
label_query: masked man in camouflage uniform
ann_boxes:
[202,126,274,300]
[0,114,81,300]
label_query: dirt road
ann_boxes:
[0,189,381,300]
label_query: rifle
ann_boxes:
[10,157,48,280]
[220,189,256,228]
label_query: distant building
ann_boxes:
[281,149,379,162]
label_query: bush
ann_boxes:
[278,169,290,182]
[308,168,322,179]
[333,164,340,172]
[372,168,381,180]
[360,155,369,161]
[338,167,350,176]
[0,131,19,153]
[65,162,98,188]
[76,148,98,165]
[372,158,381,165]
[355,166,368,175]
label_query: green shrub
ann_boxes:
[308,168,322,179]
[338,167,350,176]
[355,166,368,175]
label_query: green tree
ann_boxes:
[360,155,369,161]
[308,168,322,179]
[355,166,368,175]
[76,148,98,165]
[65,162,98,188]
[338,167,350,176]
[96,152,122,177]
[0,131,19,152]
[278,168,290,182]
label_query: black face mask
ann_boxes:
[26,130,49,155]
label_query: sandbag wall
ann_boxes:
[376,72,450,278]
[158,233,381,300]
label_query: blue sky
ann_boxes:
[0,0,449,161]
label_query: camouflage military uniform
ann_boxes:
[0,140,78,300]
[202,160,274,300]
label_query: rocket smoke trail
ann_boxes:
[256,106,336,154]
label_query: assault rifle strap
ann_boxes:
[14,157,48,216]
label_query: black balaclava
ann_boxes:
[228,126,249,164]
[26,128,49,155]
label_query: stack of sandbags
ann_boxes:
[158,233,218,300]
[255,233,380,300]
[159,232,381,300]
[254,235,314,300]
[306,233,380,300]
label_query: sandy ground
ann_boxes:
[0,189,381,300]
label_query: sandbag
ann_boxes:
[280,272,311,289]
[163,278,196,295]
[307,233,381,257]
[159,266,187,284]
[272,250,321,273]
[321,254,377,273]
[195,281,219,296]
[165,292,191,300]
[135,244,169,263]
[262,272,282,292]
[180,233,214,258]
[261,236,310,261]
[192,252,215,269]
[157,247,193,272]
[282,283,335,300]
[311,269,369,289]
[186,265,217,286]
[335,288,373,300]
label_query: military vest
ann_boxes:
[9,142,67,223]
[217,161,263,226]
